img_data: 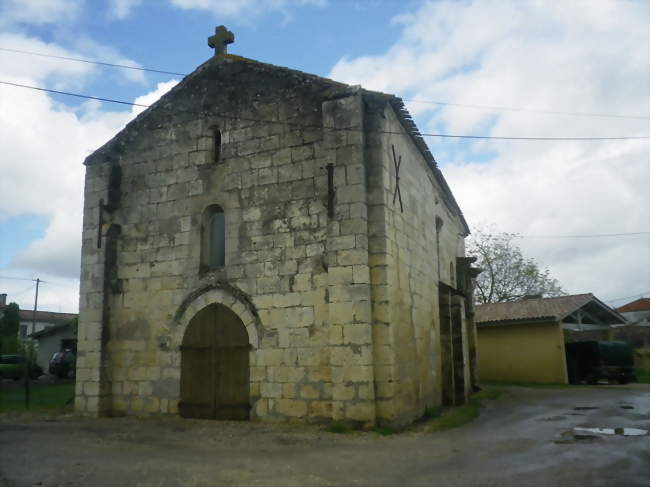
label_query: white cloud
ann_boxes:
[0,53,178,312]
[66,36,148,85]
[330,0,650,301]
[0,17,165,313]
[0,34,94,89]
[169,0,325,19]
[108,0,143,19]
[0,80,132,281]
[0,271,80,314]
[0,33,147,89]
[131,79,179,115]
[0,0,81,27]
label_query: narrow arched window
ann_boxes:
[201,205,225,271]
[450,261,455,287]
[213,127,222,163]
[209,211,225,267]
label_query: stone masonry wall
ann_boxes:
[76,162,110,415]
[322,94,376,426]
[76,56,376,424]
[365,100,468,427]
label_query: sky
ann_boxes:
[0,0,648,314]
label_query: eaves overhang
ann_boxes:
[476,317,558,328]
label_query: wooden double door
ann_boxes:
[179,304,250,420]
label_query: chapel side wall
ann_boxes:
[75,59,371,421]
[366,102,467,427]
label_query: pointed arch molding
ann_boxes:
[173,282,261,349]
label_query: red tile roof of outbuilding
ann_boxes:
[616,298,650,313]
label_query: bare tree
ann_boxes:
[468,230,565,304]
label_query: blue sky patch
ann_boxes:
[0,213,48,268]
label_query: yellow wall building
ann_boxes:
[477,321,567,383]
[476,294,625,384]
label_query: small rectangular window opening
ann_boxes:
[209,212,226,268]
[213,128,222,163]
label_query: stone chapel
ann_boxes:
[75,27,479,428]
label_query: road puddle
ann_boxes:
[537,415,567,422]
[556,426,648,443]
[573,427,647,437]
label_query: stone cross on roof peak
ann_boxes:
[208,25,234,56]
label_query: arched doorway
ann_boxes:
[179,303,251,420]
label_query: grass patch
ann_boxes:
[430,402,479,432]
[0,380,75,414]
[424,406,441,418]
[372,425,395,436]
[635,369,650,384]
[429,388,501,433]
[326,422,353,434]
[471,389,502,401]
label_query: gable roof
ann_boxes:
[83,54,469,235]
[476,294,626,327]
[29,322,73,339]
[18,309,77,325]
[616,298,650,313]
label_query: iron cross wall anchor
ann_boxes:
[391,144,404,212]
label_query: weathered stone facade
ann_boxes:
[76,49,477,428]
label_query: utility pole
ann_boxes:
[24,278,40,409]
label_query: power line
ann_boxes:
[403,99,650,120]
[0,275,48,283]
[606,291,650,303]
[512,231,650,239]
[0,81,148,109]
[10,283,36,298]
[0,46,186,76]
[0,275,36,281]
[2,80,649,142]
[2,45,648,121]
[425,134,648,141]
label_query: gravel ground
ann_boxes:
[0,385,648,487]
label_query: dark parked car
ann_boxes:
[0,355,43,380]
[49,350,76,379]
[566,341,636,384]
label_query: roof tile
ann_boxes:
[616,298,650,313]
[475,294,594,324]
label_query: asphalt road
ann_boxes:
[0,385,648,487]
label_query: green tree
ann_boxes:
[0,302,21,354]
[468,230,565,304]
[67,316,78,337]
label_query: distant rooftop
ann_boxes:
[17,309,77,325]
[616,298,650,313]
[29,321,74,339]
[476,294,625,327]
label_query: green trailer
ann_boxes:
[565,341,636,384]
